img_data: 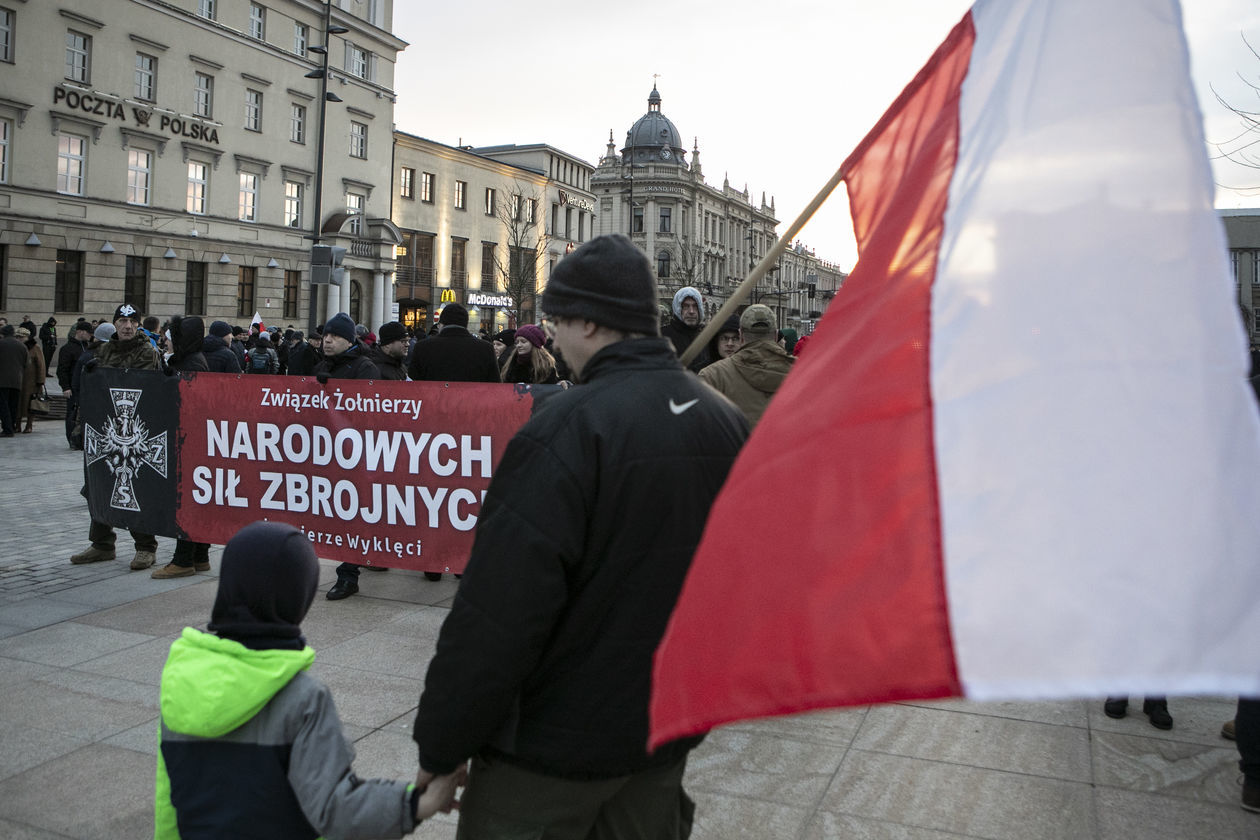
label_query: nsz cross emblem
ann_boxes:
[85,388,168,512]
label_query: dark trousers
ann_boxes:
[65,395,78,446]
[337,561,361,582]
[1238,697,1260,783]
[172,539,209,568]
[89,519,157,553]
[0,386,17,434]
[455,753,693,840]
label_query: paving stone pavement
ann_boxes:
[0,387,1256,839]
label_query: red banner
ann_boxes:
[99,373,546,573]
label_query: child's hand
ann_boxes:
[414,764,467,820]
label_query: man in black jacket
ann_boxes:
[369,321,408,381]
[203,321,243,374]
[406,303,499,383]
[411,234,749,835]
[317,312,381,601]
[57,320,92,448]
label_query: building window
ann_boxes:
[237,267,256,318]
[421,171,433,203]
[527,199,537,224]
[65,30,90,83]
[0,8,13,63]
[659,207,672,233]
[0,118,9,184]
[239,172,258,221]
[565,208,572,239]
[134,53,157,101]
[185,262,207,315]
[127,150,152,206]
[345,192,364,235]
[346,43,369,79]
[187,162,208,214]
[632,206,644,233]
[511,194,521,221]
[293,23,308,57]
[349,121,367,158]
[451,238,466,289]
[283,180,303,228]
[481,242,496,289]
[57,134,86,196]
[284,270,300,319]
[194,73,214,118]
[55,250,84,312]
[578,212,585,242]
[125,256,149,315]
[290,103,306,144]
[400,167,414,199]
[416,233,434,282]
[249,3,266,40]
[454,180,466,210]
[657,250,671,279]
[197,0,215,20]
[485,187,495,216]
[244,89,262,132]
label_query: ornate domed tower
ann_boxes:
[622,85,686,166]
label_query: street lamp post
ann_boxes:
[305,2,348,334]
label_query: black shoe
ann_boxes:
[326,579,359,600]
[1142,698,1173,730]
[1244,779,1260,813]
[424,572,442,581]
[1103,698,1128,719]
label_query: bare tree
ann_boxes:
[1210,34,1260,183]
[491,188,551,325]
[667,236,705,289]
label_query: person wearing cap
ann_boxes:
[410,234,749,832]
[69,323,117,447]
[703,314,742,367]
[660,285,711,373]
[203,321,243,374]
[16,326,47,434]
[0,324,26,437]
[69,303,163,571]
[370,321,409,381]
[698,303,795,428]
[286,329,321,376]
[499,323,557,384]
[229,326,247,368]
[406,303,499,384]
[56,320,93,447]
[490,329,516,366]
[315,313,380,601]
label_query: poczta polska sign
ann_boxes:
[52,86,221,144]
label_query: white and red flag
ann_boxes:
[250,311,266,333]
[650,0,1260,748]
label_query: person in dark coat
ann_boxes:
[152,316,213,579]
[316,313,381,602]
[369,321,409,381]
[498,324,558,384]
[39,317,58,369]
[411,234,749,833]
[0,324,26,437]
[659,286,711,372]
[202,321,243,373]
[287,329,321,376]
[57,320,93,447]
[230,326,247,368]
[406,304,499,383]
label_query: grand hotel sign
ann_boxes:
[52,86,221,145]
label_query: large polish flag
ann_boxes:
[650,0,1260,749]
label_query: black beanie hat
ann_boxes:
[439,303,469,327]
[113,303,141,323]
[542,234,659,335]
[378,321,407,345]
[324,312,356,342]
[208,522,320,650]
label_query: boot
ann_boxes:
[70,546,115,565]
[1142,698,1173,730]
[151,563,195,579]
[130,550,157,571]
[1103,697,1128,719]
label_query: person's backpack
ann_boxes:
[247,350,270,374]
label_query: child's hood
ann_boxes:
[160,627,316,737]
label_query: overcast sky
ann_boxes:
[392,1,1260,271]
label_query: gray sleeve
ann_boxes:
[286,677,418,839]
